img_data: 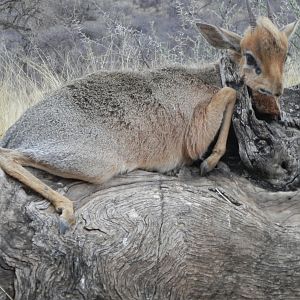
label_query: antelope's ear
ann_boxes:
[196,23,241,52]
[281,20,299,40]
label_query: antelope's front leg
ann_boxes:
[200,87,237,175]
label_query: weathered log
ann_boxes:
[0,170,299,300]
[220,56,300,190]
[0,168,300,300]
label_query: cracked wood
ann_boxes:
[0,168,300,300]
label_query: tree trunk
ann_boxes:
[0,59,300,299]
[0,169,300,300]
[220,56,300,190]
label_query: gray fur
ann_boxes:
[2,65,222,183]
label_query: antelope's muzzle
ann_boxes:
[251,90,281,120]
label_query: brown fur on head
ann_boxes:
[251,91,281,118]
[196,2,299,117]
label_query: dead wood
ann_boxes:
[0,168,300,300]
[220,56,300,190]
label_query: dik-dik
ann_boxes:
[0,0,298,229]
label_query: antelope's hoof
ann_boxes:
[59,218,71,235]
[200,160,211,176]
[57,206,76,234]
[200,158,220,176]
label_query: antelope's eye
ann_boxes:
[255,67,261,75]
[245,53,257,66]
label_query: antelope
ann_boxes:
[0,0,298,231]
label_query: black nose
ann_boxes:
[274,92,282,97]
[258,88,272,96]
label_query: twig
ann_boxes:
[134,34,150,69]
[215,187,232,204]
[0,20,31,32]
[0,0,15,7]
[0,285,13,300]
[209,187,242,206]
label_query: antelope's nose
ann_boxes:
[274,89,283,97]
[258,87,283,98]
[258,88,272,96]
[273,83,283,97]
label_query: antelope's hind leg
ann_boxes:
[200,87,237,175]
[0,148,75,233]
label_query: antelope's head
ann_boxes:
[196,0,299,118]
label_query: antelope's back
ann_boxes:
[1,67,220,168]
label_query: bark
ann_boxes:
[220,56,300,190]
[0,169,300,300]
[0,59,300,299]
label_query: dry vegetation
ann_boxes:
[0,0,299,136]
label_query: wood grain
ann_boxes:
[220,56,300,190]
[0,168,300,300]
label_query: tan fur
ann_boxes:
[0,8,298,227]
[240,17,291,114]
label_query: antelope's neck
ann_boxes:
[196,63,223,89]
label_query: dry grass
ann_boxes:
[0,22,209,137]
[285,60,300,88]
[0,50,62,137]
[0,83,40,137]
